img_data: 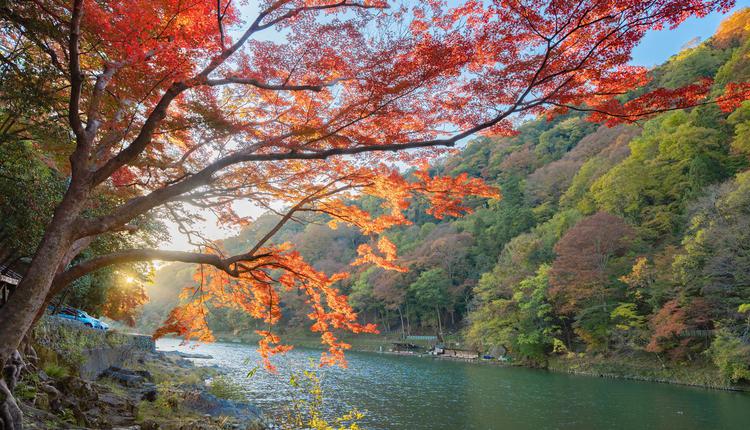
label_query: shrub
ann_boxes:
[707,329,750,384]
[208,375,246,402]
[280,366,364,430]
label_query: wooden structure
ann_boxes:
[0,231,25,308]
[391,342,421,353]
[439,348,479,359]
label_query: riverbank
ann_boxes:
[546,354,750,392]
[377,348,750,392]
[16,318,268,429]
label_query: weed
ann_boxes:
[208,375,246,402]
[43,363,69,379]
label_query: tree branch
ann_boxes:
[51,249,273,294]
[67,0,87,162]
[205,77,344,92]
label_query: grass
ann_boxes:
[42,363,69,379]
[208,375,247,402]
[96,377,130,397]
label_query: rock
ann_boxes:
[181,390,264,427]
[137,383,158,402]
[61,376,98,404]
[97,391,129,410]
[69,403,90,428]
[140,419,161,430]
[33,392,49,411]
[39,384,61,412]
[177,423,214,430]
[100,367,151,387]
[162,350,214,360]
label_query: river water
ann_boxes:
[156,338,750,429]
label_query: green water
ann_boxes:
[157,338,750,429]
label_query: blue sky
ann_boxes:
[632,0,750,66]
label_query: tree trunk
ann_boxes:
[0,378,22,430]
[0,184,86,430]
[398,306,405,340]
[405,306,411,337]
[1,350,25,430]
[0,217,77,368]
[435,306,443,338]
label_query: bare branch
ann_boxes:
[205,77,345,92]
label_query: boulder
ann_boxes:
[137,383,158,402]
[140,419,161,430]
[181,390,263,427]
[39,384,61,412]
[100,367,152,387]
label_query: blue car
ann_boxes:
[49,306,109,330]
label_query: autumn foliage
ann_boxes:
[0,0,743,374]
[102,281,149,327]
[549,212,634,314]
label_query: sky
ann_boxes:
[631,0,750,66]
[161,1,750,252]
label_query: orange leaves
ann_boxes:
[155,243,376,369]
[256,330,293,372]
[110,167,136,187]
[102,281,149,327]
[151,157,498,369]
[81,0,230,76]
[353,236,408,273]
[412,168,500,219]
[46,0,737,374]
[153,301,215,343]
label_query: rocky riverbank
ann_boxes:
[12,318,269,430]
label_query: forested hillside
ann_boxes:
[143,9,750,382]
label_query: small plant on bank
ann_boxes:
[13,371,41,402]
[13,381,37,402]
[279,365,364,430]
[208,375,246,402]
[43,363,69,379]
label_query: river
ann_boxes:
[156,338,750,429]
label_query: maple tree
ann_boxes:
[549,211,634,314]
[0,1,745,425]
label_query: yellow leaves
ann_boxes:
[714,8,750,48]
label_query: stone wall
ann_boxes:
[34,317,155,380]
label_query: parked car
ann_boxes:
[48,306,108,330]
